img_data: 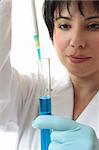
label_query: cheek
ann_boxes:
[90,39,99,61]
[88,39,99,65]
[53,32,66,53]
[90,38,99,49]
[53,33,67,64]
[94,40,99,49]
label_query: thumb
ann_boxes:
[32,115,78,131]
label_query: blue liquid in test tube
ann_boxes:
[39,95,51,150]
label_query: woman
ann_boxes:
[0,0,99,150]
[33,0,99,150]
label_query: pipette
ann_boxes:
[31,0,41,60]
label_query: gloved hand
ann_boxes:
[32,115,98,150]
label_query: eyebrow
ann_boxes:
[54,16,99,21]
[54,16,71,21]
[85,16,99,20]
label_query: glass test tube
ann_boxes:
[38,58,51,97]
[38,58,52,150]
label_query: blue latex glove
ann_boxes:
[32,115,98,150]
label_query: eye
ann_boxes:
[54,18,71,31]
[59,24,71,30]
[87,23,99,31]
[56,23,71,31]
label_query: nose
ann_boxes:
[70,42,85,49]
[70,29,86,49]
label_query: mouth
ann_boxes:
[67,55,92,63]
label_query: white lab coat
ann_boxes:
[0,0,99,150]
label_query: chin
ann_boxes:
[68,69,97,79]
[67,68,91,78]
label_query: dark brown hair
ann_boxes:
[43,0,99,40]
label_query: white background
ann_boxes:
[0,0,66,149]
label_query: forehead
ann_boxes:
[54,1,99,17]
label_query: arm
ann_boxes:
[0,0,44,133]
[0,0,12,98]
[0,0,33,131]
[0,0,11,71]
[0,0,18,130]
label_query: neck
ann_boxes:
[70,72,99,100]
[70,72,99,120]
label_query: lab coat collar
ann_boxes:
[52,78,99,138]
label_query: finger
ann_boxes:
[48,141,71,150]
[32,115,78,131]
[48,142,64,150]
[51,130,80,143]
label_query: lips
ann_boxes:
[68,55,92,63]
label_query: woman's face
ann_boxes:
[53,1,99,78]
